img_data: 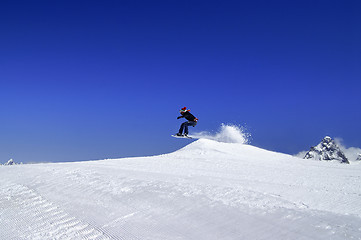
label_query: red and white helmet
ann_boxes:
[180,107,188,113]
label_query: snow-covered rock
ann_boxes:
[304,136,349,163]
[356,154,361,161]
[4,159,15,166]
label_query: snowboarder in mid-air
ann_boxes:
[176,107,198,137]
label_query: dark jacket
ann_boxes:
[178,111,198,122]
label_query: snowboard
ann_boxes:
[171,134,193,139]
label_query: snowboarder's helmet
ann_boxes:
[180,107,187,113]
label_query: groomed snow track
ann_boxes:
[1,139,361,239]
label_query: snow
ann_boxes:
[191,124,250,144]
[335,138,361,162]
[1,128,361,239]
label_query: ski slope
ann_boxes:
[1,137,361,239]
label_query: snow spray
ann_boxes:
[192,124,251,144]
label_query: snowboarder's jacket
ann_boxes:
[178,111,198,122]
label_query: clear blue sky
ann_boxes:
[1,0,360,163]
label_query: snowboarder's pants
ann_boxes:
[179,121,197,135]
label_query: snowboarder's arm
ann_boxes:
[177,115,184,119]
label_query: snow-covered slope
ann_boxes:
[1,138,361,239]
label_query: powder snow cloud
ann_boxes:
[335,138,361,162]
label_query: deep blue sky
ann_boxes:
[1,0,360,163]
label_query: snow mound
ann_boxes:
[192,124,250,144]
[171,138,294,166]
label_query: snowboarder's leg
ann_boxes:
[184,122,189,135]
[184,121,197,136]
[179,121,197,136]
[178,121,187,135]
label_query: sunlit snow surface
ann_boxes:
[1,126,361,239]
